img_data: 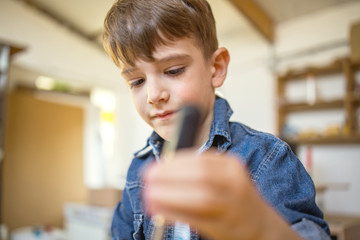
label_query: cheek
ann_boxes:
[179,87,203,101]
[174,63,213,101]
[177,77,213,102]
[131,93,148,122]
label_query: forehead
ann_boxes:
[120,37,205,74]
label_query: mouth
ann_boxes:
[153,110,176,120]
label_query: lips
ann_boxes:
[152,110,176,120]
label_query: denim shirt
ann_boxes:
[111,97,331,240]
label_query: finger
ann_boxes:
[143,151,269,240]
[143,151,246,216]
[145,149,245,187]
[144,178,226,217]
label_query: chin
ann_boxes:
[156,127,175,142]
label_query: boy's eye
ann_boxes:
[165,67,185,76]
[129,78,145,88]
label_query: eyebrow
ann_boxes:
[121,67,138,76]
[121,53,192,76]
[156,53,191,64]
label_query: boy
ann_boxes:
[103,0,331,239]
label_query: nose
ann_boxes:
[146,78,169,104]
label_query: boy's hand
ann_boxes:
[143,149,302,240]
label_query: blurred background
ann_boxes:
[0,0,360,239]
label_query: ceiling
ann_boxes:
[20,0,358,47]
[255,0,358,22]
[21,0,115,45]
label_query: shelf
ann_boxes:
[325,214,360,240]
[279,59,344,82]
[277,57,360,146]
[315,182,350,193]
[283,135,360,145]
[280,99,344,112]
[352,95,360,104]
[350,61,360,70]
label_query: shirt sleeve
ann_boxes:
[253,141,331,239]
[111,187,135,240]
[291,218,331,240]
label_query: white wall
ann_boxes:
[113,90,152,187]
[211,0,275,134]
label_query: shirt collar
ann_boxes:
[202,96,233,153]
[134,96,233,158]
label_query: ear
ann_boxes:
[210,47,230,88]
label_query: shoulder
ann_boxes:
[229,121,290,154]
[228,121,296,180]
[126,145,154,184]
[124,131,163,189]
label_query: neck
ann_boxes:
[195,111,213,149]
[194,98,215,149]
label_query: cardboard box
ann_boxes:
[350,21,360,62]
[87,188,122,208]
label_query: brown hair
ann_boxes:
[103,0,218,67]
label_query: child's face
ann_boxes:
[120,37,218,142]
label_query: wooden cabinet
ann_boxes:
[277,57,360,145]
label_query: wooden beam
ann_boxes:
[10,46,25,57]
[228,0,274,43]
[0,39,25,57]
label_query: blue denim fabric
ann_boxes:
[111,97,331,240]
